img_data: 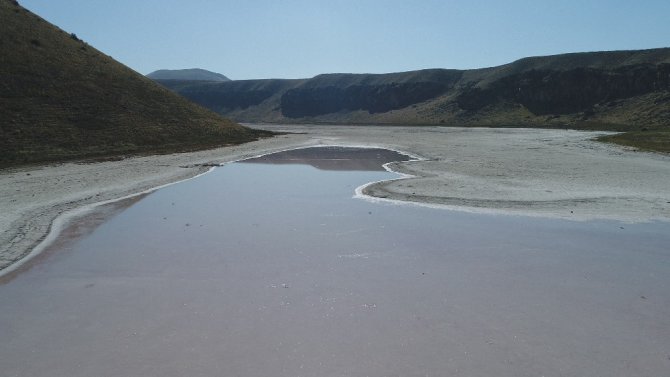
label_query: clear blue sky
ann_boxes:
[20,0,670,80]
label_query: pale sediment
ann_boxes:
[0,134,315,273]
[2,125,670,273]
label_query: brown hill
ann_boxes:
[154,49,670,152]
[155,49,670,129]
[0,0,271,167]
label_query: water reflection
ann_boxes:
[241,146,410,171]
[0,147,669,377]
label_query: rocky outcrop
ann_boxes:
[280,81,451,117]
[457,63,670,115]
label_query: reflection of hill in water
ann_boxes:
[241,147,409,171]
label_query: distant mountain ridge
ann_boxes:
[0,0,268,166]
[147,68,230,81]
[152,48,670,133]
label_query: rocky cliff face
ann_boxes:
[280,81,450,117]
[278,70,463,117]
[152,48,670,131]
[457,63,670,115]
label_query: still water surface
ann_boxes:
[1,147,669,377]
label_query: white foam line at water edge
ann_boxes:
[0,166,219,278]
[0,143,413,277]
[253,144,495,215]
[228,141,464,210]
[352,152,555,218]
[232,142,471,213]
[231,143,426,163]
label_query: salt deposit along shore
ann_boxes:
[1,125,670,273]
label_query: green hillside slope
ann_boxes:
[0,0,270,167]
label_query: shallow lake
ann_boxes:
[1,146,669,377]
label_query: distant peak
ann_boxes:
[147,68,230,81]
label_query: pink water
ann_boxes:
[1,147,669,377]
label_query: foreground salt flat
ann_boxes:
[262,125,670,222]
[1,149,669,377]
[1,125,669,272]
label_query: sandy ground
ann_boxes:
[1,125,669,272]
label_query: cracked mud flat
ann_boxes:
[1,125,670,273]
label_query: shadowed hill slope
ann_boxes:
[0,0,270,167]
[156,78,305,121]
[280,69,463,117]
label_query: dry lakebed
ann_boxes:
[1,125,669,376]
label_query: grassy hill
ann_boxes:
[0,0,271,167]
[153,49,670,152]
